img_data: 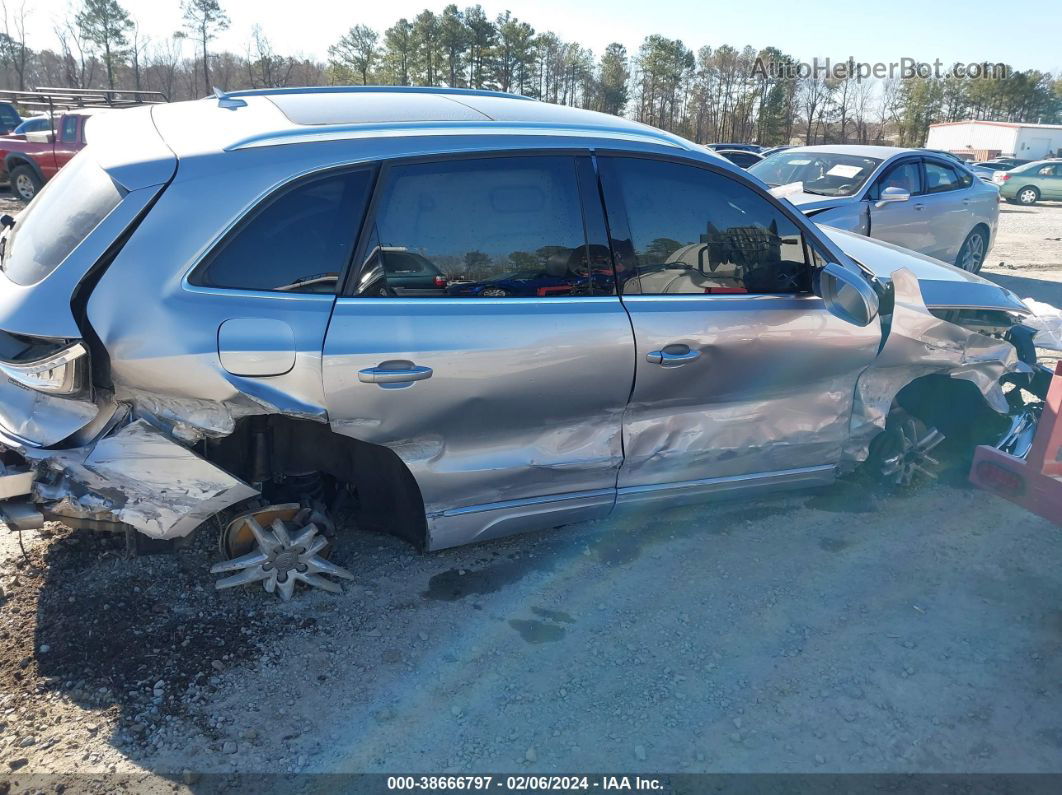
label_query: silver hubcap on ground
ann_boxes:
[14,174,34,200]
[1019,189,1037,204]
[879,416,946,486]
[210,516,354,601]
[959,233,985,272]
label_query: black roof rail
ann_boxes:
[0,87,168,114]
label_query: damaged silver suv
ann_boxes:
[0,87,1046,599]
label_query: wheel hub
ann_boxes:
[210,510,354,601]
[878,415,945,486]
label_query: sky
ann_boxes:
[13,0,1062,74]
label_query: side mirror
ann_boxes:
[876,186,910,206]
[816,261,879,327]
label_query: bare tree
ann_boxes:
[180,0,229,95]
[1,0,29,90]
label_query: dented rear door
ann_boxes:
[322,153,634,534]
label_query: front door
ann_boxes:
[597,155,881,503]
[866,158,928,252]
[322,153,634,548]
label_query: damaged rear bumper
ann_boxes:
[0,418,257,538]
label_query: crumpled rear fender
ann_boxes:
[24,419,257,539]
[843,267,1028,463]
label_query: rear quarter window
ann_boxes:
[0,153,124,286]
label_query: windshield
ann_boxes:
[748,151,883,197]
[1,152,124,286]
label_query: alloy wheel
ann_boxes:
[958,232,986,272]
[14,173,35,201]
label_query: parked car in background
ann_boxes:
[707,143,762,152]
[715,148,765,169]
[11,114,54,137]
[994,160,1062,205]
[0,109,100,200]
[0,102,21,135]
[0,87,1042,601]
[760,145,793,157]
[985,157,1031,170]
[920,148,976,165]
[749,145,999,272]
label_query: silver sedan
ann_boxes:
[748,145,1000,272]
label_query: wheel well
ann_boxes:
[894,374,1006,445]
[971,222,990,245]
[202,415,428,549]
[5,155,40,179]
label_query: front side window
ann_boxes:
[924,161,963,193]
[875,161,921,197]
[356,156,595,298]
[600,157,810,295]
[191,169,373,294]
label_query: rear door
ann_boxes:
[322,153,634,539]
[597,154,881,501]
[917,159,974,261]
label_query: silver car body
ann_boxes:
[0,89,1037,553]
[750,145,1001,268]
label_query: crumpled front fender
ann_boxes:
[843,268,1028,463]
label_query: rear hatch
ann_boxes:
[0,106,176,446]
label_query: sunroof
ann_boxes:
[267,92,491,126]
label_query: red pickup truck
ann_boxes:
[0,109,99,201]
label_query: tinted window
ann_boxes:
[1036,164,1058,176]
[924,161,963,193]
[601,157,810,295]
[192,170,372,294]
[1,152,123,286]
[0,104,19,126]
[876,161,921,196]
[357,156,593,298]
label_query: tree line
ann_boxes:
[1,0,1059,147]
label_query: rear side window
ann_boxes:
[1,152,124,286]
[191,169,373,294]
[355,156,594,298]
[0,104,19,127]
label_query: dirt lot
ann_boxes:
[0,193,1060,789]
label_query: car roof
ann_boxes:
[149,86,701,159]
[779,144,919,160]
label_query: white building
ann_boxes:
[925,120,1062,160]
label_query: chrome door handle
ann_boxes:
[646,346,701,367]
[358,361,433,385]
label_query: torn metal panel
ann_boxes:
[36,419,257,539]
[0,375,99,447]
[843,268,1027,463]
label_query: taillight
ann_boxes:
[974,461,1025,497]
[998,173,1010,182]
[0,341,88,395]
[433,275,447,288]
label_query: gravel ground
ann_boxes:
[0,193,1060,790]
